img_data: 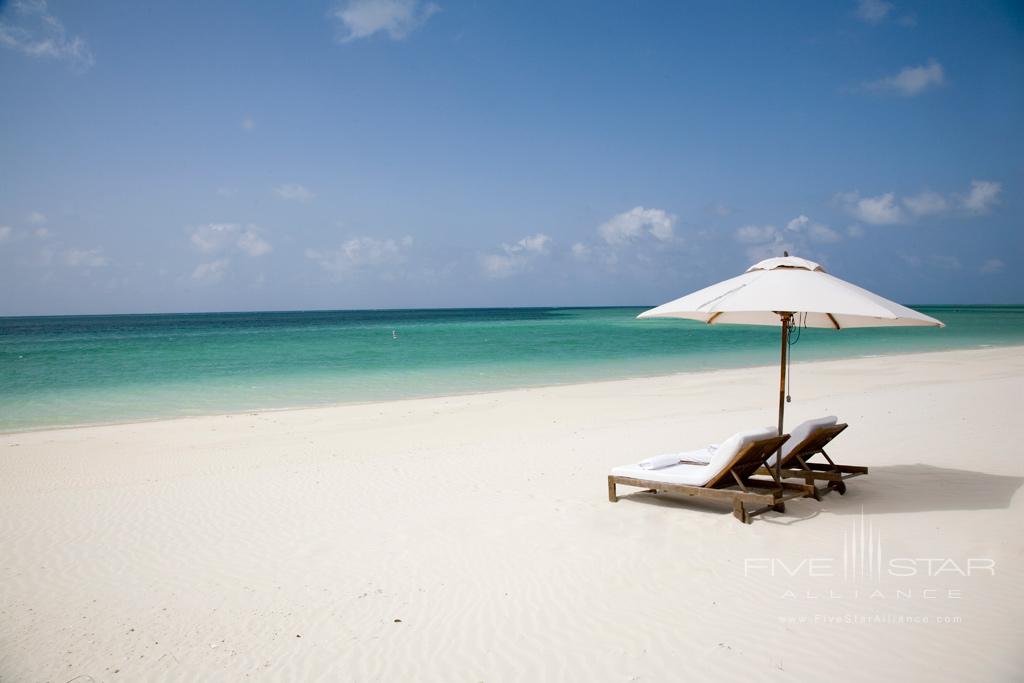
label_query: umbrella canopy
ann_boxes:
[638,256,945,329]
[638,255,944,482]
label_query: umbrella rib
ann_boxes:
[706,312,723,325]
[698,282,748,311]
[826,313,841,330]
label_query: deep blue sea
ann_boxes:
[2,306,1022,432]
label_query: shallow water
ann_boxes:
[2,306,1022,431]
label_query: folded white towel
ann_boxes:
[679,446,716,464]
[637,452,683,470]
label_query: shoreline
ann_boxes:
[4,342,1023,436]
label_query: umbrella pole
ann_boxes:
[776,313,792,483]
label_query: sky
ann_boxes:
[1,0,1022,315]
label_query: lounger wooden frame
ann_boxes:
[608,434,817,524]
[754,423,867,495]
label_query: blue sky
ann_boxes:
[1,0,1021,315]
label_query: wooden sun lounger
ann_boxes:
[755,423,867,495]
[608,434,817,524]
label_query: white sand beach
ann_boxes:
[2,346,1023,681]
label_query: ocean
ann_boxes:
[2,306,1022,432]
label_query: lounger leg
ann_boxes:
[733,499,751,524]
[607,477,618,502]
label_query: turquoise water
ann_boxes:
[1,306,1022,432]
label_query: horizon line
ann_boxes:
[1,302,1019,320]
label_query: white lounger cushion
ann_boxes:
[764,416,837,467]
[610,461,720,486]
[612,426,777,487]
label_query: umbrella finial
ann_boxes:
[783,250,789,257]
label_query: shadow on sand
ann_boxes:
[615,464,1024,524]
[811,464,1024,514]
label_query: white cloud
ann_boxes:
[479,233,552,279]
[0,0,94,70]
[332,0,440,43]
[237,229,272,257]
[598,206,675,246]
[855,0,892,23]
[782,213,840,244]
[570,242,591,260]
[847,224,865,238]
[839,179,1001,225]
[241,116,255,131]
[836,191,906,225]
[306,235,414,278]
[190,223,239,253]
[565,207,679,269]
[736,224,778,244]
[784,215,810,233]
[63,247,109,268]
[514,233,551,254]
[806,222,842,243]
[980,258,1005,274]
[0,214,53,244]
[191,259,230,284]
[902,191,948,217]
[736,215,841,261]
[479,253,520,279]
[863,61,945,96]
[189,223,272,257]
[962,180,1001,214]
[274,183,314,202]
[735,224,796,263]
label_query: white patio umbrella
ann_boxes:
[638,254,944,481]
